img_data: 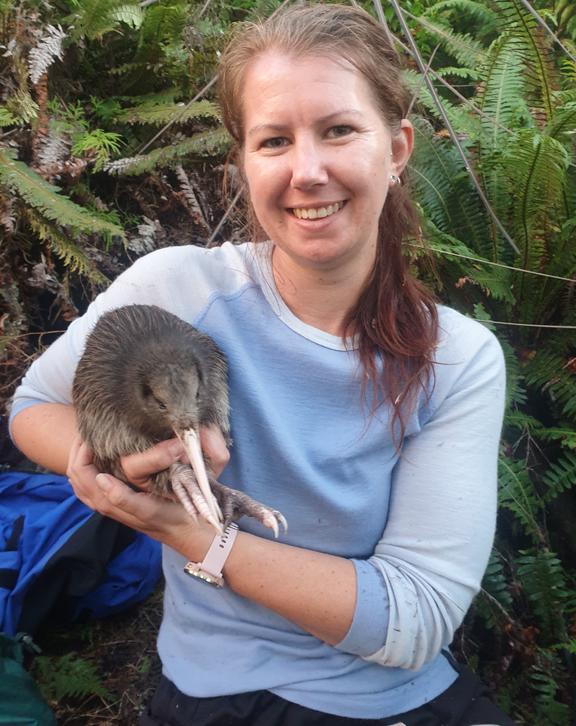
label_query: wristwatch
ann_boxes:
[183,522,239,588]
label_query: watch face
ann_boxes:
[183,563,224,588]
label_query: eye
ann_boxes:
[261,136,289,149]
[327,125,354,139]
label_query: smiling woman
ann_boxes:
[9,4,516,726]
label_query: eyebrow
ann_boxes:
[247,109,364,137]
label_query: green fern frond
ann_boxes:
[404,70,482,141]
[134,3,187,62]
[0,106,21,127]
[108,3,144,29]
[6,88,39,124]
[105,127,230,176]
[541,452,576,502]
[535,427,576,450]
[529,654,571,722]
[25,210,108,283]
[498,453,544,539]
[501,131,569,276]
[34,653,111,702]
[435,66,480,80]
[424,0,497,28]
[545,101,576,141]
[410,119,489,255]
[0,150,125,240]
[65,0,142,40]
[406,14,486,67]
[517,549,571,639]
[492,0,559,124]
[115,99,220,126]
[476,37,531,153]
[523,349,576,419]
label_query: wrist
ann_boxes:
[183,522,240,588]
[169,520,214,562]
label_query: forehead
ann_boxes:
[241,51,382,131]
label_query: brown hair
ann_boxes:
[218,3,438,439]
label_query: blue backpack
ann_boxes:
[0,470,162,637]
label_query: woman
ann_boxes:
[10,5,514,725]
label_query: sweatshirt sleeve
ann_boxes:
[9,244,231,427]
[336,314,506,669]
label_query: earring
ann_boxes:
[390,173,401,186]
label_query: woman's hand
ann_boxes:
[66,426,229,555]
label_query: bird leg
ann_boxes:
[207,474,288,539]
[170,461,223,533]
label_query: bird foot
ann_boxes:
[169,462,223,533]
[209,478,288,538]
[168,463,287,538]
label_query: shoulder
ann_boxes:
[435,305,504,365]
[93,241,258,322]
[429,305,506,401]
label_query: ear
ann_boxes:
[391,118,414,176]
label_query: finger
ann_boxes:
[121,438,185,486]
[95,474,188,534]
[200,425,230,477]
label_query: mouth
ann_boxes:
[289,201,346,220]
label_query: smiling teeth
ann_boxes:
[292,202,344,220]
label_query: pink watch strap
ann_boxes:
[201,522,239,578]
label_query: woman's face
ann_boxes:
[241,51,413,275]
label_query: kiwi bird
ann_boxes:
[72,304,287,536]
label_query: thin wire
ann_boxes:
[516,0,576,65]
[477,320,576,330]
[207,188,242,246]
[136,0,294,157]
[384,0,520,255]
[407,243,576,284]
[136,76,218,156]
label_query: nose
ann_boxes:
[290,136,329,190]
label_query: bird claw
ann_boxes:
[210,479,288,537]
[170,462,223,533]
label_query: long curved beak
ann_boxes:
[179,428,223,533]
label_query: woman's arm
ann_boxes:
[64,425,357,646]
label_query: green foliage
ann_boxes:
[0,151,124,241]
[34,653,112,702]
[408,0,576,719]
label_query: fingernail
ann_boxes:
[96,474,111,491]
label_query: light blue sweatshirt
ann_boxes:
[10,241,506,718]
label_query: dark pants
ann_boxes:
[139,662,517,726]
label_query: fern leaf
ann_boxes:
[105,127,230,176]
[517,550,571,640]
[115,99,220,126]
[0,150,125,241]
[34,653,112,702]
[25,210,108,283]
[108,3,144,29]
[28,25,66,84]
[498,453,544,540]
[541,452,576,502]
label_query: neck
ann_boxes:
[271,248,372,337]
